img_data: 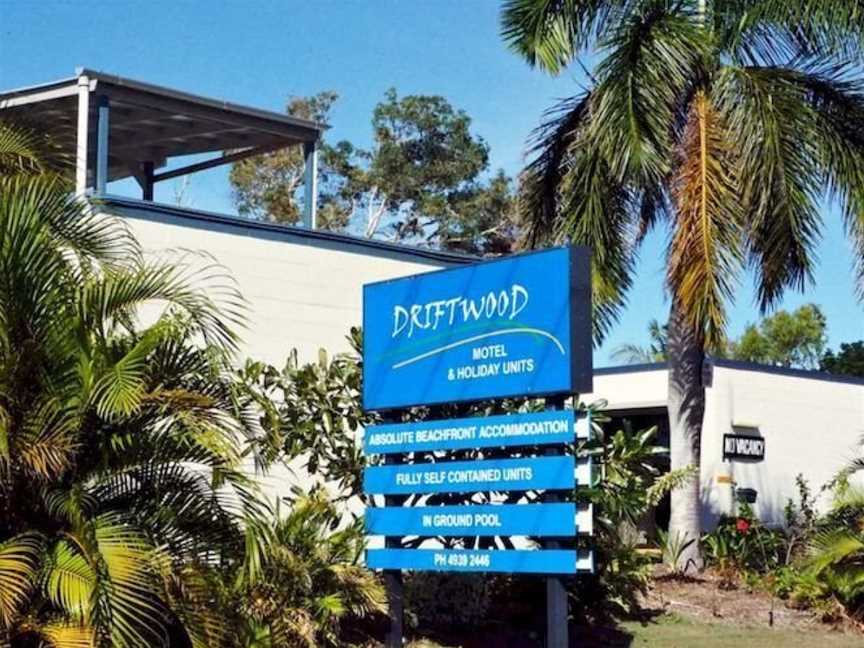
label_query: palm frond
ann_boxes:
[15,398,78,480]
[0,120,49,175]
[771,62,864,300]
[718,0,864,65]
[43,537,97,621]
[156,563,228,648]
[807,529,864,573]
[610,343,660,364]
[716,64,823,310]
[89,323,168,420]
[0,533,42,629]
[500,0,622,73]
[591,0,707,185]
[521,91,594,244]
[91,515,168,648]
[669,90,743,346]
[35,620,96,648]
[77,253,245,353]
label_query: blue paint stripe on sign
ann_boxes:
[365,503,577,537]
[363,455,577,495]
[364,410,587,455]
[366,548,594,575]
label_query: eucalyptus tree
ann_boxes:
[0,123,265,647]
[501,1,864,568]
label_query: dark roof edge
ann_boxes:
[710,357,864,386]
[0,76,79,100]
[594,358,864,386]
[98,195,477,266]
[594,362,669,376]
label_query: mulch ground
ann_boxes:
[642,566,858,634]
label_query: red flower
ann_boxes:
[736,518,751,534]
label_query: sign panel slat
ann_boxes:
[364,455,590,495]
[362,246,592,411]
[366,503,596,537]
[366,548,594,575]
[364,410,590,456]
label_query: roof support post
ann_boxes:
[303,140,318,229]
[141,161,154,201]
[75,75,90,194]
[95,94,110,194]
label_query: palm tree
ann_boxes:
[612,319,669,364]
[224,490,386,648]
[0,123,265,647]
[501,1,864,569]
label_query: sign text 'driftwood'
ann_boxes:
[362,247,592,411]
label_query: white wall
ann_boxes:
[109,200,461,365]
[586,363,864,529]
[103,199,463,503]
[582,367,668,411]
[702,365,864,528]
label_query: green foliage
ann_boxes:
[657,529,696,576]
[229,90,521,254]
[821,340,864,378]
[0,121,386,648]
[0,121,266,647]
[727,304,828,369]
[237,327,373,500]
[611,320,668,364]
[222,489,386,648]
[501,1,864,347]
[574,419,693,617]
[702,505,785,585]
[229,91,350,230]
[703,462,864,624]
[617,305,834,370]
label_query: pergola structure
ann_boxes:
[0,68,325,227]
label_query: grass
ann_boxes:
[580,614,861,647]
[407,614,861,647]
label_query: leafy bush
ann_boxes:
[239,333,693,630]
[220,489,387,648]
[702,503,785,582]
[706,468,864,626]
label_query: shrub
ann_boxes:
[702,503,785,580]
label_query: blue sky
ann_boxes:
[1,1,861,364]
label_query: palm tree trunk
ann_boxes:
[666,298,705,571]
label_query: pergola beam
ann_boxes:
[0,82,79,109]
[108,125,256,155]
[151,142,287,183]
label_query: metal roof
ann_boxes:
[594,358,864,386]
[0,68,325,184]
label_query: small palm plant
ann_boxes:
[226,489,386,648]
[802,484,864,621]
[0,122,265,647]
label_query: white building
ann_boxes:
[585,360,864,529]
[4,70,862,529]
